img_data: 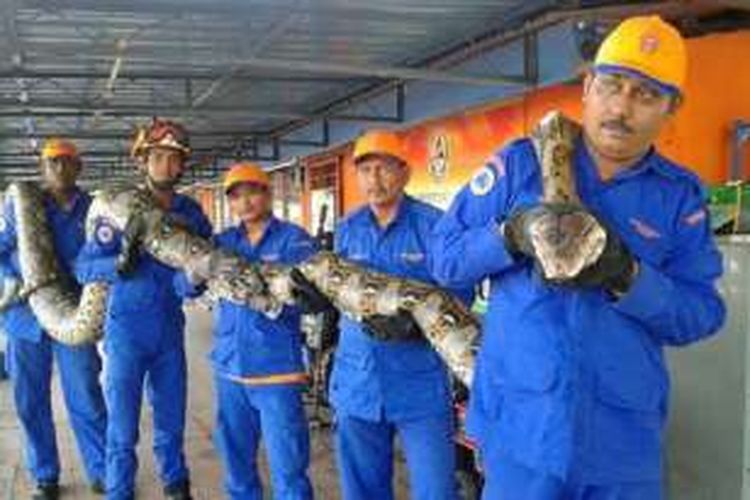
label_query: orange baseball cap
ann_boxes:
[223,162,270,194]
[41,138,79,159]
[353,129,407,165]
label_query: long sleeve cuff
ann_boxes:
[613,261,672,322]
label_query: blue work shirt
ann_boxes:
[75,193,212,354]
[0,189,91,342]
[211,217,317,379]
[431,138,726,484]
[330,195,472,422]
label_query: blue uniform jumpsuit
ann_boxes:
[75,193,211,499]
[212,217,316,500]
[431,138,726,499]
[0,189,106,486]
[331,195,471,500]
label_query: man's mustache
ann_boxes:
[601,118,635,135]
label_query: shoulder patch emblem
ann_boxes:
[684,209,707,227]
[94,220,116,246]
[470,165,496,196]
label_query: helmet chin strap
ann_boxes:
[145,171,182,192]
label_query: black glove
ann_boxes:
[319,308,340,351]
[116,213,147,278]
[290,268,335,314]
[568,223,638,296]
[362,309,424,342]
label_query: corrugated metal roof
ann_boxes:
[0,0,725,182]
[0,0,568,181]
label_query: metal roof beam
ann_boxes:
[0,104,404,123]
[0,69,358,83]
[24,0,520,18]
[0,130,249,140]
[226,57,526,87]
[191,8,300,109]
[7,55,525,87]
[0,131,333,148]
[2,0,22,65]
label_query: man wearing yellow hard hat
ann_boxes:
[312,129,472,499]
[432,16,724,499]
[210,162,320,499]
[0,139,107,499]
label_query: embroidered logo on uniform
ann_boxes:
[684,209,707,227]
[629,217,662,239]
[401,252,425,264]
[470,165,497,196]
[640,32,660,54]
[94,221,115,246]
[349,253,366,261]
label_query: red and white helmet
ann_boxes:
[131,118,190,160]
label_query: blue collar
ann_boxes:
[44,187,87,215]
[575,138,659,193]
[364,195,412,233]
[169,192,189,212]
[238,216,277,249]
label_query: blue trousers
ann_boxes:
[481,454,661,500]
[214,376,313,500]
[103,345,189,500]
[335,413,456,500]
[6,334,106,484]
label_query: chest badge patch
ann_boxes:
[470,165,496,196]
[94,220,116,246]
[401,252,425,264]
[261,253,280,262]
[629,217,662,240]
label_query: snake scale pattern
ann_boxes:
[6,111,597,388]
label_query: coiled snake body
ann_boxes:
[6,111,604,387]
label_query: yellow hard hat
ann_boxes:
[41,138,79,159]
[594,15,687,95]
[223,162,270,194]
[353,129,407,165]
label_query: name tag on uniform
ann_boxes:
[629,217,662,240]
[401,251,425,264]
[260,253,280,262]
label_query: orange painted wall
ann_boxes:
[327,29,750,216]
[658,30,750,182]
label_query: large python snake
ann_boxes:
[4,111,604,388]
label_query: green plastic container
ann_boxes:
[708,182,750,234]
